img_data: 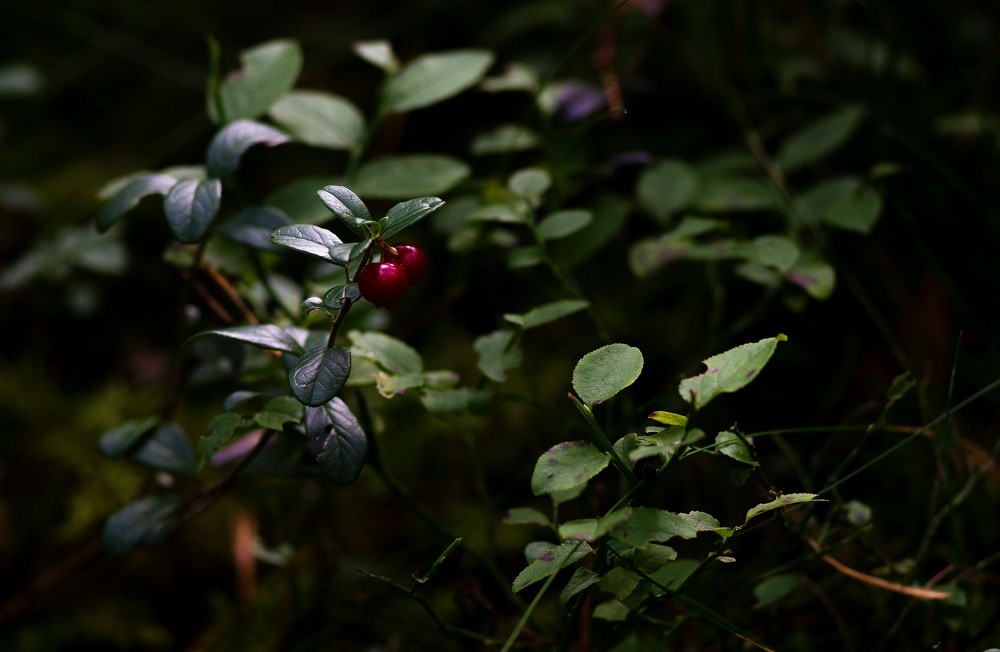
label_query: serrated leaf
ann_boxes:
[210,39,302,123]
[504,299,589,330]
[383,196,445,239]
[269,90,365,152]
[130,423,198,474]
[382,50,494,113]
[531,441,611,496]
[776,105,865,173]
[559,567,601,605]
[715,431,757,466]
[508,167,551,203]
[97,174,176,232]
[163,178,222,243]
[573,344,644,407]
[600,567,642,601]
[99,417,160,458]
[636,160,698,220]
[199,412,247,469]
[678,335,787,409]
[270,224,344,263]
[289,346,352,407]
[316,185,374,237]
[348,330,423,374]
[304,398,367,485]
[648,411,687,427]
[353,155,470,199]
[537,210,592,240]
[786,256,835,299]
[504,507,551,527]
[474,329,522,382]
[745,493,822,523]
[512,540,592,592]
[635,544,678,573]
[254,395,304,430]
[216,206,291,250]
[611,508,721,548]
[103,494,181,559]
[206,119,290,178]
[190,324,303,355]
[593,600,630,621]
[558,509,633,542]
[353,39,398,72]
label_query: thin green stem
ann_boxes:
[568,393,637,484]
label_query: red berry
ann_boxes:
[385,243,428,285]
[358,262,409,308]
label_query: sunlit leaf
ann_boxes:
[573,344,643,407]
[206,119,290,178]
[210,39,302,123]
[269,90,365,152]
[678,335,787,409]
[163,178,222,243]
[382,50,494,113]
[512,540,592,592]
[531,441,611,496]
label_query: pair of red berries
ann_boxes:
[357,242,428,308]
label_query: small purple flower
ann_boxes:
[555,83,608,123]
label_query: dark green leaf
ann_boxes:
[130,423,198,474]
[553,194,630,267]
[471,124,539,155]
[317,185,374,237]
[382,197,445,239]
[503,507,551,527]
[270,224,344,263]
[776,105,866,173]
[103,494,181,559]
[512,540,592,592]
[611,508,721,548]
[210,39,302,123]
[754,574,800,607]
[715,431,758,466]
[269,90,365,152]
[216,206,291,251]
[559,567,601,605]
[99,417,160,458]
[791,177,860,224]
[735,235,800,273]
[474,329,522,382]
[206,119,290,178]
[573,344,643,407]
[600,567,643,602]
[786,256,835,299]
[199,412,247,469]
[305,398,367,485]
[636,160,698,220]
[558,509,633,542]
[322,283,361,309]
[289,346,351,406]
[678,335,787,409]
[504,299,589,330]
[190,324,303,355]
[163,178,222,243]
[382,50,494,113]
[97,173,176,232]
[691,176,780,212]
[824,186,882,233]
[353,155,470,199]
[507,246,543,268]
[531,441,611,496]
[536,210,592,240]
[419,387,491,415]
[508,167,551,203]
[254,395,304,431]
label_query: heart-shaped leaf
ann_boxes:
[289,346,352,406]
[97,173,176,232]
[270,224,344,263]
[206,119,290,178]
[304,398,367,485]
[163,178,222,243]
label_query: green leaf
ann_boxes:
[678,335,787,409]
[99,417,160,458]
[353,39,399,72]
[558,509,633,542]
[735,235,800,273]
[382,196,445,239]
[381,50,494,113]
[508,167,551,203]
[322,283,361,309]
[216,206,291,251]
[199,412,247,469]
[691,176,780,212]
[600,567,643,602]
[507,246,543,268]
[97,173,176,232]
[348,330,423,374]
[289,346,352,407]
[776,105,866,172]
[745,493,822,523]
[634,544,678,573]
[353,155,470,199]
[611,508,721,548]
[512,540,592,592]
[572,344,644,407]
[786,256,835,299]
[304,398,367,485]
[715,431,758,466]
[791,176,860,224]
[103,494,181,559]
[593,600,630,621]
[504,299,589,330]
[254,395,305,431]
[190,324,303,355]
[269,90,365,152]
[559,567,601,605]
[471,124,539,155]
[420,387,491,415]
[210,39,302,123]
[531,441,611,496]
[316,185,374,237]
[537,210,592,240]
[163,178,222,243]
[553,194,630,267]
[473,329,522,382]
[503,507,551,527]
[627,217,727,277]
[824,185,882,233]
[636,160,698,220]
[648,411,687,427]
[270,224,344,263]
[130,423,198,475]
[754,574,800,607]
[206,119,290,178]
[376,372,426,398]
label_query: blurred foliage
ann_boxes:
[2,0,1000,650]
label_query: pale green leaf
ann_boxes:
[678,335,787,409]
[349,330,423,374]
[382,50,494,113]
[745,493,822,523]
[503,299,589,330]
[474,329,522,382]
[611,508,721,548]
[573,344,643,407]
[776,105,866,172]
[269,90,365,152]
[210,39,302,123]
[636,160,698,220]
[531,441,611,496]
[512,540,592,592]
[353,155,470,199]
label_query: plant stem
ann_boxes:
[569,393,636,484]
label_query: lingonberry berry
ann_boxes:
[385,243,428,285]
[358,262,409,308]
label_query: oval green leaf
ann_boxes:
[216,206,291,251]
[503,299,589,330]
[289,346,352,406]
[316,185,374,236]
[678,335,787,409]
[537,210,592,241]
[382,50,494,113]
[206,119,290,178]
[382,196,445,239]
[209,39,302,124]
[270,224,344,263]
[103,494,182,559]
[189,324,303,355]
[304,397,367,485]
[353,155,470,199]
[269,90,365,152]
[130,423,198,475]
[636,160,699,220]
[163,178,222,243]
[97,173,176,232]
[776,105,866,173]
[531,440,611,496]
[572,343,644,407]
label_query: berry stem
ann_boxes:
[326,240,378,347]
